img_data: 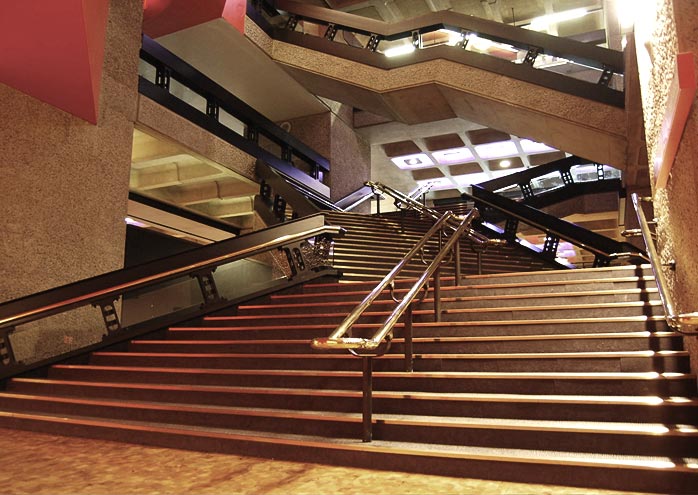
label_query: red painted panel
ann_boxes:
[143,0,227,38]
[143,0,246,38]
[0,0,109,124]
[222,0,246,34]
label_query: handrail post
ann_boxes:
[454,238,461,285]
[434,266,442,322]
[404,304,414,372]
[477,249,483,275]
[362,356,373,442]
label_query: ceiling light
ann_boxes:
[528,8,588,31]
[474,141,518,160]
[384,44,416,57]
[433,147,474,165]
[390,153,434,169]
[519,139,557,154]
[499,159,511,168]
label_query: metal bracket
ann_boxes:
[598,66,614,86]
[245,126,259,143]
[455,30,470,49]
[561,168,574,186]
[596,163,605,180]
[324,23,338,41]
[206,98,219,121]
[281,145,293,163]
[0,328,17,367]
[191,270,223,307]
[542,234,560,259]
[155,65,171,90]
[520,182,534,199]
[280,241,309,279]
[286,15,299,31]
[260,180,272,200]
[411,30,421,48]
[94,299,122,335]
[593,255,611,268]
[504,218,519,240]
[273,194,287,220]
[366,34,380,52]
[523,47,541,66]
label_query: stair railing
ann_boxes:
[368,181,503,275]
[0,215,344,380]
[628,193,698,335]
[311,208,480,442]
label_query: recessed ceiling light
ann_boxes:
[390,153,434,169]
[499,159,511,168]
[474,141,518,160]
[433,147,474,165]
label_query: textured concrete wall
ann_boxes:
[0,0,143,362]
[286,106,371,213]
[635,0,698,371]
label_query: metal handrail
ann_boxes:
[367,181,492,245]
[630,193,698,335]
[0,223,343,331]
[312,210,476,351]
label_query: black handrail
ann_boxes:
[476,156,589,192]
[256,0,624,107]
[138,35,331,203]
[0,214,340,332]
[467,185,646,266]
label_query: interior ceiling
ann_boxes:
[132,0,628,251]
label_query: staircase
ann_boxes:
[325,211,558,282]
[0,263,696,493]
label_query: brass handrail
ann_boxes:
[630,193,698,335]
[312,210,472,351]
[367,181,491,244]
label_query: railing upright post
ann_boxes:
[404,305,414,372]
[362,356,373,442]
[454,238,461,285]
[434,266,441,322]
[477,250,483,275]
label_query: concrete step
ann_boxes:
[10,378,698,424]
[45,365,697,396]
[131,331,684,354]
[0,392,695,457]
[0,411,694,493]
[87,350,691,373]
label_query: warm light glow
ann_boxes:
[441,29,463,46]
[466,33,493,51]
[384,44,416,57]
[528,8,588,31]
[125,217,147,227]
[499,159,511,168]
[616,0,639,30]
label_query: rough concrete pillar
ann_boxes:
[634,0,698,371]
[284,103,372,212]
[0,0,143,362]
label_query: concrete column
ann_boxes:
[284,103,372,212]
[0,0,143,361]
[634,0,698,371]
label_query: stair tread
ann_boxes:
[95,350,688,360]
[244,288,661,311]
[3,391,696,436]
[13,378,698,406]
[1,410,695,472]
[51,364,696,380]
[133,331,683,346]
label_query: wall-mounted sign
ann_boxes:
[653,52,696,189]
